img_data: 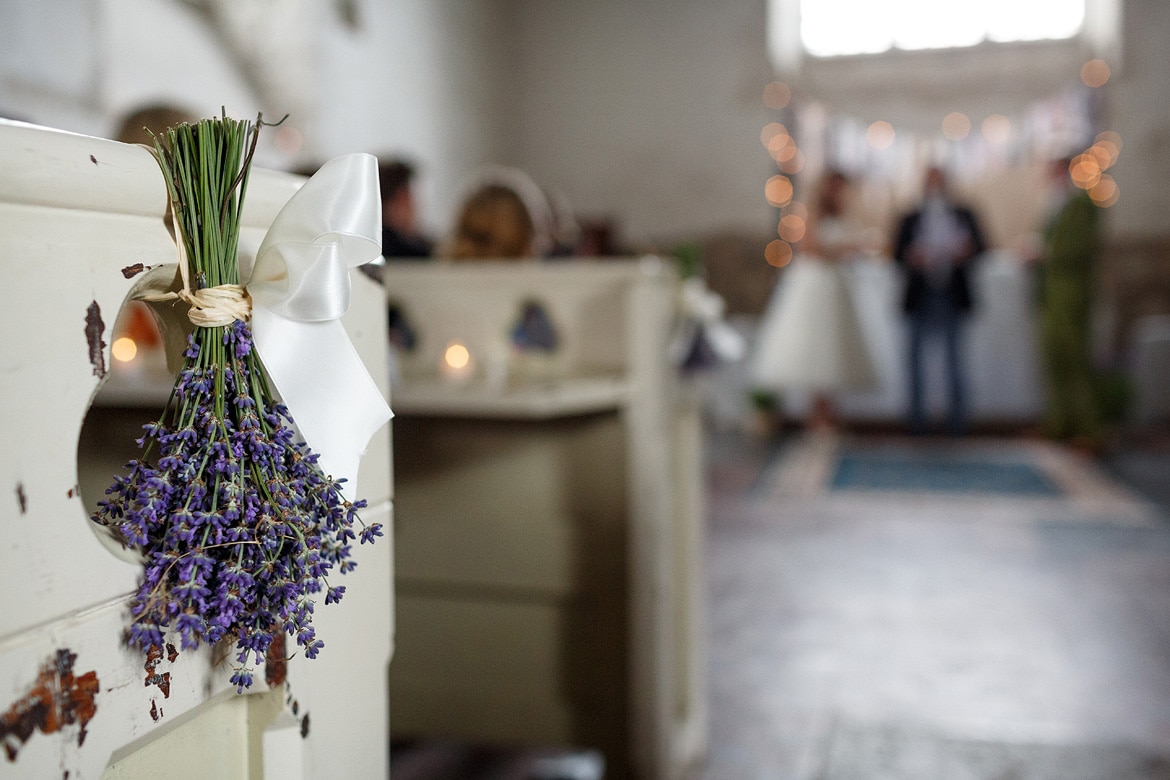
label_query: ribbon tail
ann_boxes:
[251,307,392,500]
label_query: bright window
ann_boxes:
[800,0,1085,57]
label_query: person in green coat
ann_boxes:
[1038,157,1102,447]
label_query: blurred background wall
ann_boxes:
[2,0,1168,321]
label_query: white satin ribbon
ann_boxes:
[246,153,392,499]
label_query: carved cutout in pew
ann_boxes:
[0,119,393,780]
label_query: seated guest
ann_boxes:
[448,184,536,260]
[443,167,553,260]
[379,158,433,259]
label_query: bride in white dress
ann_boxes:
[751,171,878,429]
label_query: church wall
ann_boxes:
[1098,0,1170,355]
[314,0,515,240]
[505,0,777,247]
[0,0,513,242]
[1108,0,1170,242]
[2,1,1167,292]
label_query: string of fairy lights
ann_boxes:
[760,81,804,269]
[760,56,1122,268]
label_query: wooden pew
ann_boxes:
[0,119,393,780]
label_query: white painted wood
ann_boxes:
[390,375,628,419]
[0,119,392,779]
[623,259,686,779]
[384,259,706,779]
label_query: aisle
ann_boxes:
[701,431,1170,780]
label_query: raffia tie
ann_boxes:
[175,285,252,328]
[139,271,253,328]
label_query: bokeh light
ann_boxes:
[765,175,795,207]
[112,337,138,363]
[760,123,788,149]
[1089,139,1119,168]
[1069,154,1102,189]
[773,137,799,163]
[1085,143,1113,170]
[866,121,896,150]
[780,149,805,174]
[763,81,792,109]
[1096,130,1123,151]
[778,214,806,243]
[765,240,794,268]
[274,125,304,156]
[1081,59,1111,88]
[942,112,971,140]
[444,342,471,370]
[1088,175,1119,207]
[981,114,1012,144]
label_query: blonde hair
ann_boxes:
[448,184,536,261]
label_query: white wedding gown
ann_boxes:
[750,218,878,392]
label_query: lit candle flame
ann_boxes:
[445,343,470,369]
[112,337,138,362]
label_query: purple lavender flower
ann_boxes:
[93,318,377,691]
[229,667,254,694]
[91,116,380,693]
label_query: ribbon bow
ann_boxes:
[247,153,392,498]
[141,153,392,498]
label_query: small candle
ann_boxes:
[440,340,474,382]
[112,336,139,363]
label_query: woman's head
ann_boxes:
[449,184,536,260]
[817,170,851,217]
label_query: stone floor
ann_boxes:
[701,430,1170,779]
[389,428,1170,779]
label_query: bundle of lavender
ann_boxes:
[93,114,381,692]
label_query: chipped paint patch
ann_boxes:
[84,302,106,379]
[120,263,154,279]
[15,483,26,514]
[0,649,99,761]
[299,712,310,739]
[265,634,287,687]
[148,700,161,722]
[143,645,172,699]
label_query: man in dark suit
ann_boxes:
[379,159,433,259]
[893,166,987,435]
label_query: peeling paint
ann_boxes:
[265,634,287,687]
[300,712,310,739]
[66,485,79,499]
[120,263,155,279]
[15,483,26,514]
[143,645,172,699]
[0,649,100,762]
[84,302,106,379]
[149,700,161,723]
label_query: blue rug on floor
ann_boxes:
[831,449,1064,497]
